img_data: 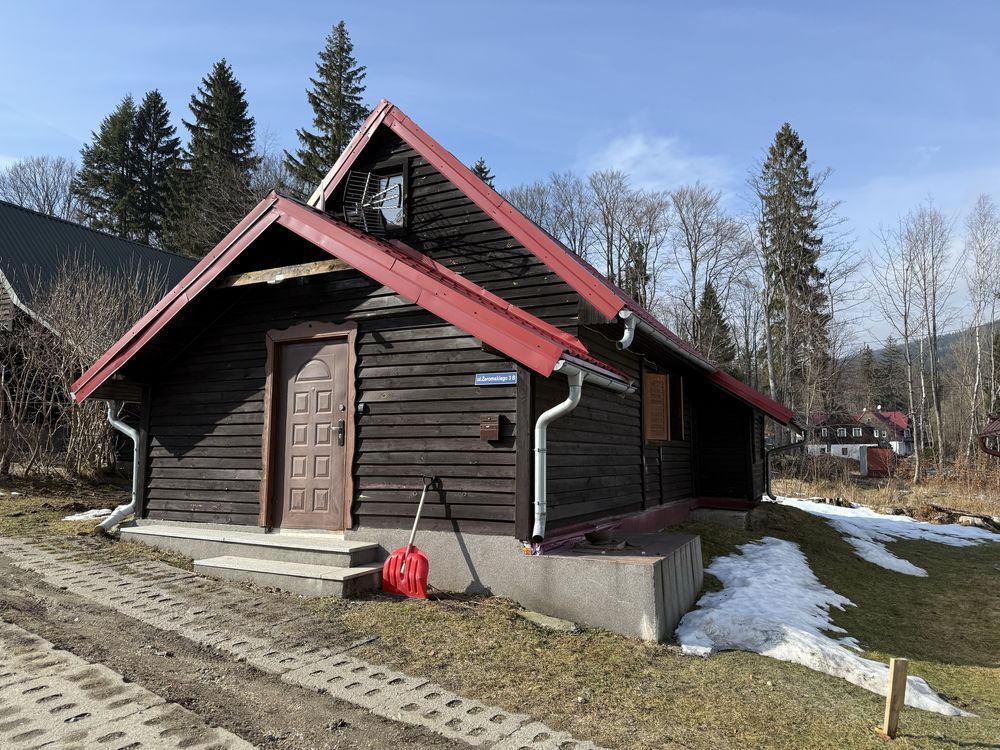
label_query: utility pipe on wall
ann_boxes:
[99,401,140,532]
[531,360,635,549]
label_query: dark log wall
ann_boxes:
[533,328,697,532]
[751,411,765,500]
[692,381,754,504]
[145,264,520,532]
[341,128,581,332]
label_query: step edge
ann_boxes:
[124,525,379,553]
[194,556,382,581]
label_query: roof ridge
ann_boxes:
[0,198,191,262]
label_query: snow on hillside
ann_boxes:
[675,536,968,716]
[774,496,998,576]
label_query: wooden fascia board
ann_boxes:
[217,258,351,288]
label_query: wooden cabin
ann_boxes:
[71,101,794,640]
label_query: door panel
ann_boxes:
[275,338,350,530]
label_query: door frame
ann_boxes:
[260,320,358,530]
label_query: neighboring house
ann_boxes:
[858,407,913,456]
[71,101,796,641]
[0,200,194,465]
[806,407,913,461]
[979,413,1000,458]
[0,199,194,332]
[806,412,881,461]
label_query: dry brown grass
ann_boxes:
[772,472,1000,519]
[3,482,998,749]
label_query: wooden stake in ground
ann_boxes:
[882,657,908,739]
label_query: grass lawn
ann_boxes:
[2,480,998,750]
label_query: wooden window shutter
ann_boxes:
[643,372,668,441]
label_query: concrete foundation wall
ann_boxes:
[347,526,703,642]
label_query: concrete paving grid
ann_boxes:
[0,619,253,750]
[0,537,606,750]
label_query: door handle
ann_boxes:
[337,419,345,447]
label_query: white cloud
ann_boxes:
[576,131,734,195]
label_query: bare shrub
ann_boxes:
[0,254,167,477]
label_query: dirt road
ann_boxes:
[0,551,462,750]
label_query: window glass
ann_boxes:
[377,173,404,226]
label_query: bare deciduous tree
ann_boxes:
[0,256,167,477]
[962,195,1000,457]
[0,155,80,220]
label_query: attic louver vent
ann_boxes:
[339,170,404,237]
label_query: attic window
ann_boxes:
[340,167,406,236]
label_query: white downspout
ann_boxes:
[532,363,584,545]
[99,401,140,532]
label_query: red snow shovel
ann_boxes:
[382,475,435,599]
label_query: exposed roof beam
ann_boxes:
[216,258,351,289]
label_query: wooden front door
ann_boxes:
[274,338,351,530]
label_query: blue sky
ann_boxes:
[1,1,998,269]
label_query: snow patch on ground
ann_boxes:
[63,508,112,522]
[773,496,998,576]
[675,536,968,716]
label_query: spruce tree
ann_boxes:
[877,337,907,411]
[74,95,139,238]
[133,90,180,245]
[165,59,258,256]
[471,157,495,188]
[757,123,829,410]
[859,344,876,407]
[695,281,737,374]
[285,21,368,192]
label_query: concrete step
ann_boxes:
[121,524,379,567]
[193,556,382,598]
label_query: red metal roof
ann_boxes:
[314,99,789,420]
[72,193,625,403]
[705,370,796,425]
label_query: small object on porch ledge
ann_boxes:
[382,475,436,599]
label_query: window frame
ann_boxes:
[367,158,410,234]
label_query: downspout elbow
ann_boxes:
[616,310,637,350]
[99,401,141,532]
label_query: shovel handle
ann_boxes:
[406,477,434,548]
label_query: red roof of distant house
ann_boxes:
[870,410,908,431]
[72,194,625,403]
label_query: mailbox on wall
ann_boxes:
[480,414,501,442]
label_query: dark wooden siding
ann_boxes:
[339,128,584,333]
[693,381,754,503]
[145,261,519,533]
[539,329,644,526]
[751,410,765,500]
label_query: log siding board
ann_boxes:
[144,266,519,531]
[338,129,583,335]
